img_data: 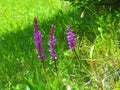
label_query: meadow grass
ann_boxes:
[0,0,120,90]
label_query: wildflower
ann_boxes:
[48,24,56,60]
[67,25,76,52]
[34,17,45,60]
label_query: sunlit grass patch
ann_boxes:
[0,0,67,35]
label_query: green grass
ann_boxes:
[0,0,120,90]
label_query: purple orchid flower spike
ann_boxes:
[34,17,45,61]
[67,25,77,52]
[48,24,56,60]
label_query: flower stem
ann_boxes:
[41,59,46,73]
[54,60,58,75]
[74,49,81,64]
[74,49,88,72]
[41,59,51,90]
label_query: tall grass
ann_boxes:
[0,0,120,90]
